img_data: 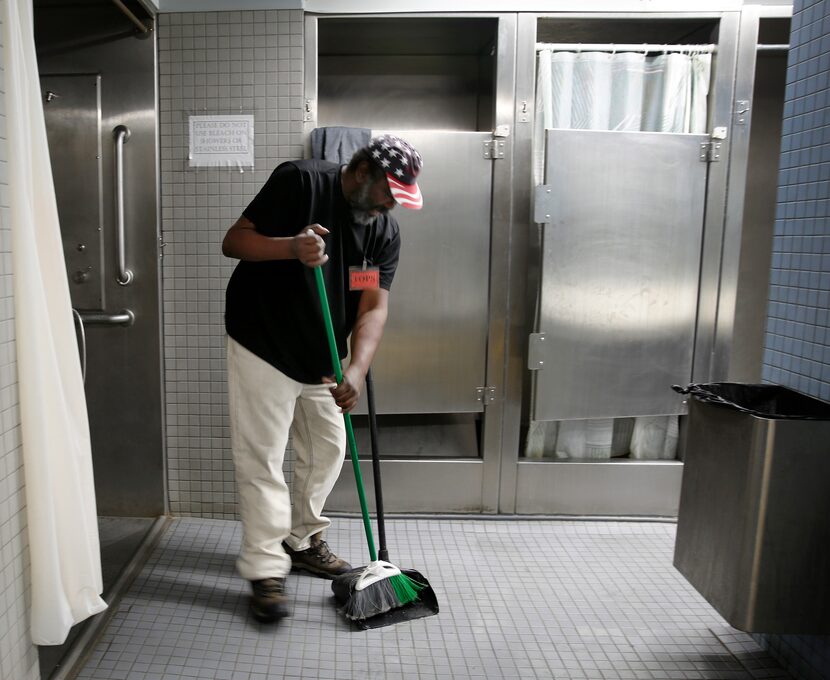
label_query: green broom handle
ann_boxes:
[313,265,378,563]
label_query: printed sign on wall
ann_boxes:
[188,115,254,168]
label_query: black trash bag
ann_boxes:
[672,382,830,420]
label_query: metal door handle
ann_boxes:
[114,125,134,285]
[77,309,135,326]
[72,309,135,384]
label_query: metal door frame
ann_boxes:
[303,12,517,513]
[715,5,793,381]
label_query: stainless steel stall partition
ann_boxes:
[307,15,514,512]
[358,130,492,416]
[34,2,164,675]
[510,13,732,515]
[724,13,791,383]
[508,10,789,516]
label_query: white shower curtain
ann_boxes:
[2,0,107,645]
[529,48,711,460]
[534,48,711,182]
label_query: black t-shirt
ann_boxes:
[225,159,401,384]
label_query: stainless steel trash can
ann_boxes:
[673,383,830,634]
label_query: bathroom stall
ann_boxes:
[33,0,165,675]
[306,14,515,513]
[510,7,789,517]
[511,8,790,516]
[304,6,789,516]
[512,13,729,516]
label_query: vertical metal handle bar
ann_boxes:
[114,125,133,285]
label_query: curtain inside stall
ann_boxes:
[527,46,711,460]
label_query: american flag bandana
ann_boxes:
[368,135,424,210]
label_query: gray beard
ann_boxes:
[349,180,384,225]
[351,209,377,226]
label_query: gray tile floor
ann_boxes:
[74,518,793,680]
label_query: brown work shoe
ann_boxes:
[249,577,289,623]
[283,533,352,579]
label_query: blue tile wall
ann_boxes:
[763,0,830,403]
[758,0,830,678]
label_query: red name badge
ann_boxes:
[349,266,380,290]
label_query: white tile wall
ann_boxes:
[159,10,305,517]
[0,7,40,679]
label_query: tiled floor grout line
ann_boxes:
[70,517,795,680]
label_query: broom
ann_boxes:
[313,265,425,620]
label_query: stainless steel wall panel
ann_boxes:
[713,7,759,381]
[316,17,497,133]
[41,74,104,310]
[516,460,682,515]
[327,459,485,513]
[481,13,519,513]
[357,129,493,415]
[722,12,787,383]
[533,128,708,421]
[351,414,480,458]
[319,56,487,131]
[693,11,740,382]
[729,53,786,381]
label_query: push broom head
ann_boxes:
[313,266,438,628]
[332,560,436,624]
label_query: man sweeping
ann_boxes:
[221,135,423,623]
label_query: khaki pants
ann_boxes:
[227,337,346,580]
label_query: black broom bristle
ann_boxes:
[333,568,426,621]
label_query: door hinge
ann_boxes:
[484,125,510,158]
[518,99,530,123]
[528,333,547,370]
[534,185,554,223]
[734,99,750,125]
[699,140,723,162]
[483,139,506,159]
[476,386,496,404]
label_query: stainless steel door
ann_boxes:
[532,129,709,421]
[38,22,164,517]
[327,129,496,512]
[357,129,493,415]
